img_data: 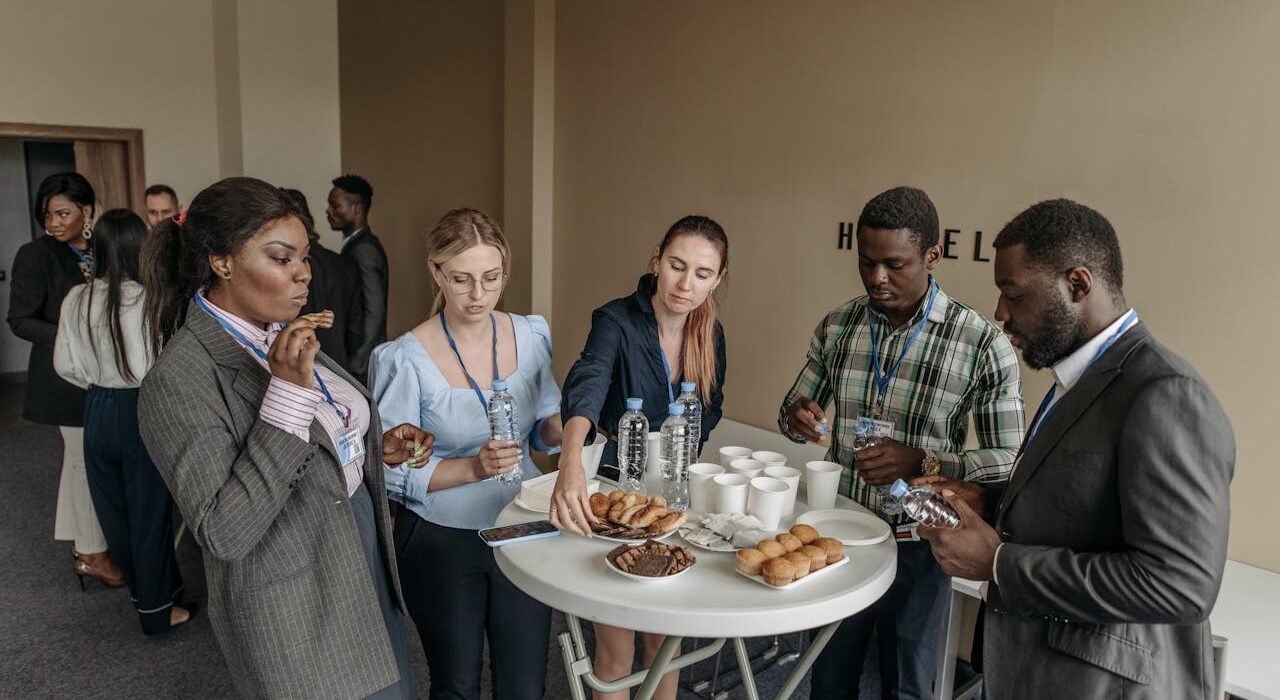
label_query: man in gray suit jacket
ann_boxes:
[918,199,1234,699]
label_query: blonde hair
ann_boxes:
[426,208,511,315]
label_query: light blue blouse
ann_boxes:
[370,314,562,530]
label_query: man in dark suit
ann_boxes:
[327,174,387,381]
[281,188,363,377]
[918,199,1234,699]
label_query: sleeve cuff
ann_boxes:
[259,376,324,442]
[935,451,965,479]
[993,542,1005,586]
[529,417,561,454]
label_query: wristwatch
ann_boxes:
[920,449,940,476]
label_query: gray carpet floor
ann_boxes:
[0,384,882,699]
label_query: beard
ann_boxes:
[1019,292,1085,370]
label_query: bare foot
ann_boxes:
[170,606,192,627]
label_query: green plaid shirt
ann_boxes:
[778,284,1024,523]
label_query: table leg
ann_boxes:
[770,620,840,700]
[934,587,963,700]
[732,638,761,700]
[634,634,684,700]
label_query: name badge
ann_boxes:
[854,415,895,451]
[336,426,365,467]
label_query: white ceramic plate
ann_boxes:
[604,546,695,581]
[735,553,850,590]
[795,509,891,546]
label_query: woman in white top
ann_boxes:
[54,209,193,634]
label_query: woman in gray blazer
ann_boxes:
[137,177,432,700]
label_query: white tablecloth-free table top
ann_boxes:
[493,486,897,640]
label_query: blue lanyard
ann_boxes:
[66,243,93,277]
[440,312,499,412]
[193,294,348,423]
[1025,310,1139,444]
[658,346,677,405]
[866,278,937,412]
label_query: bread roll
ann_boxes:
[789,524,820,545]
[735,548,768,576]
[650,495,667,508]
[762,557,795,586]
[776,533,803,553]
[757,540,786,559]
[618,504,648,525]
[648,511,687,535]
[589,492,610,518]
[784,552,811,579]
[608,489,627,504]
[632,504,670,528]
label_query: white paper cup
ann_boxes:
[688,463,726,512]
[747,476,789,530]
[718,445,752,466]
[751,450,788,467]
[644,431,663,477]
[763,465,802,516]
[713,473,750,515]
[580,433,606,481]
[804,460,844,509]
[728,458,766,480]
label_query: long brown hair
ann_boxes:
[85,209,147,382]
[651,215,728,404]
[141,177,301,356]
[425,208,511,315]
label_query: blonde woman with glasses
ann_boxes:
[370,207,564,700]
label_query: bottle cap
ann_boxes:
[625,397,643,411]
[889,479,910,499]
[680,381,696,393]
[668,402,685,416]
[492,379,508,391]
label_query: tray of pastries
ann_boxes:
[606,540,696,581]
[588,490,687,542]
[733,524,849,590]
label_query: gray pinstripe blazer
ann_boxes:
[139,301,405,699]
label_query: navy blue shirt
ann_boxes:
[561,274,727,473]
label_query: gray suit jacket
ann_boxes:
[139,302,405,699]
[983,323,1234,699]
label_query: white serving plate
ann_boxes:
[604,545,695,582]
[734,553,850,590]
[795,509,891,546]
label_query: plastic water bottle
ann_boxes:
[854,419,902,515]
[675,382,702,463]
[659,402,691,511]
[617,398,649,492]
[488,379,522,486]
[889,479,960,528]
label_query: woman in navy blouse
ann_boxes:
[370,208,562,700]
[551,215,729,700]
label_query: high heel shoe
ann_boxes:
[74,556,125,589]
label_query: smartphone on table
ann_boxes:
[478,520,560,547]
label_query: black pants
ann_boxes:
[350,483,417,700]
[394,510,551,700]
[811,540,951,700]
[82,387,182,634]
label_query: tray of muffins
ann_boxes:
[733,524,848,589]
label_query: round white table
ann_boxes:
[494,482,897,700]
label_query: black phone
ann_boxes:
[478,520,560,547]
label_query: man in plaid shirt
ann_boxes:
[779,187,1023,700]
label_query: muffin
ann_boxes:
[816,537,845,564]
[762,557,796,586]
[735,548,768,576]
[784,551,811,579]
[800,544,827,571]
[757,540,787,559]
[789,524,820,545]
[775,533,803,553]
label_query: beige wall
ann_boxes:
[551,0,1280,571]
[338,0,506,337]
[0,0,340,239]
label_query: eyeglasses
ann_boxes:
[440,270,508,294]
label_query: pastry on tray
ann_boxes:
[590,492,687,539]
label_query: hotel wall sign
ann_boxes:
[836,223,993,263]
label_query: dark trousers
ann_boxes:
[350,483,417,700]
[811,540,951,700]
[82,387,182,634]
[394,510,551,700]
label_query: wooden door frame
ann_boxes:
[0,122,146,212]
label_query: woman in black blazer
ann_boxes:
[7,172,122,587]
